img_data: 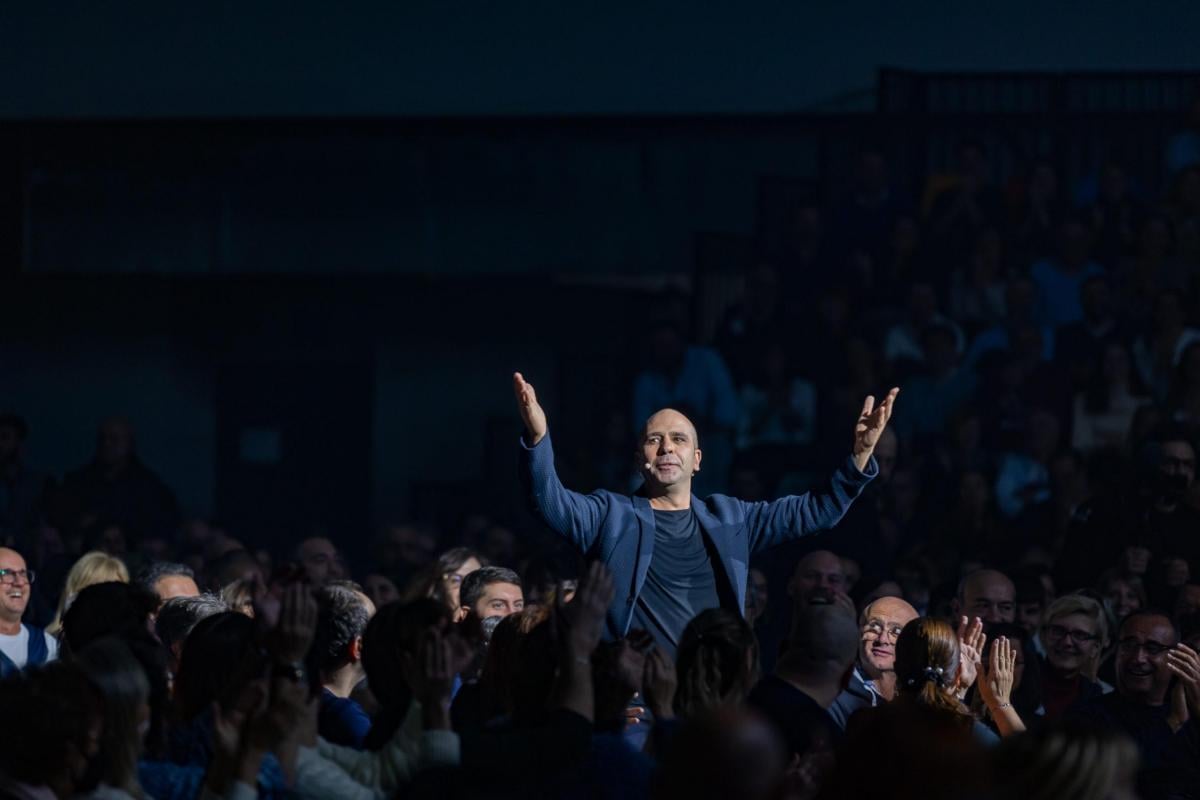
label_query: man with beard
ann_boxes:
[828,596,919,729]
[1068,610,1200,788]
[513,373,898,657]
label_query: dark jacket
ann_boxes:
[520,432,875,639]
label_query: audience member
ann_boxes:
[296,536,347,587]
[46,550,129,636]
[53,417,180,546]
[137,560,200,604]
[829,595,919,728]
[1039,594,1109,720]
[403,546,485,613]
[673,608,758,719]
[311,584,373,749]
[747,603,857,775]
[1067,609,1200,788]
[0,546,57,676]
[954,569,1017,626]
[455,566,524,624]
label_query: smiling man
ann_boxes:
[827,596,918,729]
[0,547,57,677]
[1068,610,1200,774]
[514,373,897,657]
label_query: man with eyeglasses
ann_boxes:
[0,547,57,677]
[1068,610,1200,775]
[828,596,918,729]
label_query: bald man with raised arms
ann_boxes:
[514,372,898,657]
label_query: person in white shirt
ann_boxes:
[0,546,57,676]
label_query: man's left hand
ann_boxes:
[853,387,900,471]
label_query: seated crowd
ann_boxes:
[5,127,1200,797]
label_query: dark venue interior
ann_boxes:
[4,5,1200,799]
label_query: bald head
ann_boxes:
[858,596,918,678]
[785,603,859,679]
[789,550,846,606]
[956,569,1016,625]
[639,408,702,490]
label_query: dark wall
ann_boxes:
[6,3,1200,118]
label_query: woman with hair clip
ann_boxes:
[890,617,1024,744]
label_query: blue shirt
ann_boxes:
[318,688,372,749]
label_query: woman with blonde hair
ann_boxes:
[1039,593,1109,720]
[47,551,129,636]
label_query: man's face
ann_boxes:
[1044,612,1101,674]
[1103,579,1142,621]
[789,551,846,606]
[640,410,701,491]
[472,581,524,620]
[300,538,345,586]
[1159,441,1196,491]
[1016,602,1043,635]
[0,549,31,621]
[859,597,919,678]
[155,574,199,602]
[959,572,1016,624]
[1116,615,1177,704]
[364,574,400,609]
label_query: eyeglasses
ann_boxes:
[0,569,35,585]
[1117,638,1171,657]
[1045,624,1097,644]
[444,573,467,587]
[863,621,906,640]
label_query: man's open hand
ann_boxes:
[853,387,899,471]
[513,372,548,445]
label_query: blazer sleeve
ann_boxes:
[743,455,876,554]
[519,431,606,552]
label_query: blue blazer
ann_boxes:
[519,432,877,639]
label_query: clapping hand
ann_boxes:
[954,616,986,697]
[266,583,318,664]
[978,636,1016,710]
[561,561,615,661]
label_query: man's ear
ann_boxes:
[693,447,702,474]
[453,607,469,624]
[349,636,364,664]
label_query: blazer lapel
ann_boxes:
[691,496,748,614]
[631,494,656,607]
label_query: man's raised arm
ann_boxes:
[513,372,603,552]
[514,372,548,447]
[746,387,899,553]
